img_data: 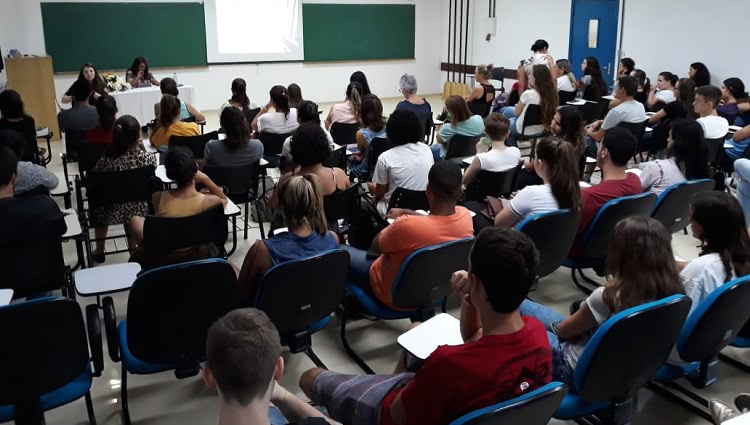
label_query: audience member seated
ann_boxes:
[154,77,205,123]
[219,78,260,118]
[433,95,484,161]
[465,64,495,111]
[325,82,362,129]
[342,161,473,310]
[288,83,303,109]
[238,175,339,302]
[640,119,709,196]
[61,63,105,105]
[253,85,300,134]
[578,57,609,101]
[469,136,581,232]
[618,57,636,79]
[125,56,160,87]
[151,95,200,149]
[584,75,646,157]
[718,78,749,125]
[350,94,387,176]
[517,39,556,92]
[689,62,711,87]
[679,192,750,312]
[301,227,552,425]
[520,216,685,385]
[395,74,432,117]
[204,308,338,425]
[735,158,750,225]
[0,130,58,196]
[631,69,651,109]
[89,116,157,262]
[722,124,750,167]
[507,64,558,145]
[281,100,335,164]
[555,59,577,94]
[647,72,678,111]
[350,71,373,96]
[462,114,521,188]
[153,147,227,219]
[269,123,350,210]
[694,86,730,140]
[0,90,40,163]
[641,78,696,154]
[204,107,263,168]
[58,79,100,137]
[371,109,434,217]
[87,95,118,144]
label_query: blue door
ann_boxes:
[569,0,620,86]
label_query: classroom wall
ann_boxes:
[0,0,443,112]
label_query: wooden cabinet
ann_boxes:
[6,56,60,141]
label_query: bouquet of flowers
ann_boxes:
[102,72,130,93]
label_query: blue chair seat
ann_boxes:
[562,257,600,269]
[731,336,750,348]
[346,284,429,321]
[653,362,701,382]
[554,392,610,420]
[0,368,92,422]
[119,321,176,375]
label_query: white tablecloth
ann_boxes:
[110,85,196,127]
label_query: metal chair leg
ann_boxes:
[121,365,131,425]
[85,391,97,425]
[243,202,249,240]
[226,216,238,258]
[305,348,328,369]
[256,200,266,240]
[339,297,375,374]
[571,268,594,295]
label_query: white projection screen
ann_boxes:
[204,0,303,63]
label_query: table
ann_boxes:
[0,289,13,306]
[51,171,72,208]
[110,85,195,126]
[397,313,463,360]
[75,263,141,298]
[61,208,86,270]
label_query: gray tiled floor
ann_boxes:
[35,97,750,425]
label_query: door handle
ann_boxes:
[604,62,612,74]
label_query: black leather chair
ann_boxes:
[388,187,429,211]
[449,382,567,425]
[651,179,715,233]
[203,162,264,240]
[516,209,581,281]
[558,90,577,105]
[0,296,102,425]
[617,121,647,155]
[169,131,219,160]
[464,162,522,202]
[324,185,360,235]
[253,250,350,368]
[323,146,347,170]
[243,107,262,124]
[330,122,361,147]
[62,128,88,162]
[705,136,728,165]
[580,100,610,124]
[77,142,108,175]
[259,132,292,168]
[445,134,480,163]
[365,137,393,180]
[101,259,239,425]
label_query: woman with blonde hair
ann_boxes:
[466,64,496,109]
[433,95,485,161]
[238,174,340,301]
[555,59,577,94]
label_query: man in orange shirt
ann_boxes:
[341,160,474,310]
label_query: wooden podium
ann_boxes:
[5,56,60,141]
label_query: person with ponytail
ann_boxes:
[578,57,609,101]
[630,69,651,108]
[219,78,260,118]
[718,77,750,125]
[87,95,118,144]
[238,174,339,302]
[505,64,559,146]
[252,85,299,134]
[466,64,496,109]
[680,192,750,312]
[205,107,263,168]
[151,94,200,149]
[325,81,362,129]
[648,71,678,111]
[90,115,157,262]
[555,59,577,94]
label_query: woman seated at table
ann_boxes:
[219,78,260,119]
[87,95,118,144]
[0,89,39,163]
[150,95,200,149]
[351,94,387,177]
[281,100,335,164]
[462,114,521,189]
[237,174,339,302]
[154,77,205,123]
[432,95,484,161]
[465,64,495,112]
[325,82,362,129]
[90,115,157,262]
[647,72,678,112]
[126,56,159,88]
[204,107,263,168]
[395,74,432,118]
[578,57,609,101]
[62,63,106,104]
[252,85,299,134]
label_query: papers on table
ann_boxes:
[397,313,464,360]
[74,263,142,296]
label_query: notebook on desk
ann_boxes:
[397,313,463,360]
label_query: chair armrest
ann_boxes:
[102,296,121,362]
[85,304,104,377]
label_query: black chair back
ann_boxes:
[388,187,429,211]
[393,238,474,308]
[419,111,433,139]
[616,121,647,148]
[84,166,157,214]
[465,162,522,201]
[63,129,88,160]
[330,122,361,147]
[558,90,577,105]
[254,250,350,338]
[0,297,90,413]
[517,209,581,279]
[169,131,219,160]
[705,137,727,164]
[575,295,691,401]
[445,134,480,160]
[580,101,609,124]
[651,179,715,233]
[324,185,360,225]
[366,137,393,178]
[126,259,239,368]
[581,192,657,258]
[323,146,347,170]
[520,104,544,137]
[244,108,262,124]
[78,142,108,174]
[468,102,491,118]
[259,132,292,157]
[202,162,260,204]
[142,205,228,264]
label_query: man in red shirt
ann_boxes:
[300,227,553,425]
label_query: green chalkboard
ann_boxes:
[303,4,415,62]
[41,2,207,73]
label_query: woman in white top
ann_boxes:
[555,59,577,94]
[219,78,260,120]
[463,114,521,188]
[506,65,559,145]
[648,72,678,111]
[640,119,709,196]
[679,192,750,313]
[325,82,362,129]
[517,39,555,93]
[252,85,299,134]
